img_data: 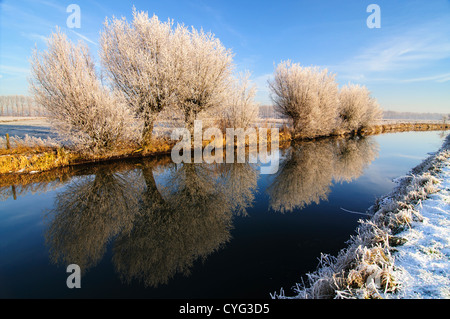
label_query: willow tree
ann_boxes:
[268,60,340,138]
[177,28,234,134]
[100,10,180,147]
[100,9,235,145]
[218,71,259,130]
[29,29,136,154]
[339,83,382,131]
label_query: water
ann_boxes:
[0,124,57,140]
[0,131,447,298]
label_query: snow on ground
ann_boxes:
[392,159,450,299]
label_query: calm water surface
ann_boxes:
[0,131,447,298]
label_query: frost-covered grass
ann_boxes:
[272,134,450,299]
[0,134,61,152]
[392,154,450,298]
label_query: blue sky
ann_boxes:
[1,0,449,113]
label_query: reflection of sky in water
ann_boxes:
[359,131,447,195]
[0,130,447,298]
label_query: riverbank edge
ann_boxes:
[0,122,449,176]
[271,133,450,299]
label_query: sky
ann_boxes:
[0,0,449,113]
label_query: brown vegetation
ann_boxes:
[360,122,450,135]
[1,121,448,175]
[0,134,175,175]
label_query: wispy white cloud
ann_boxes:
[0,65,30,76]
[1,2,55,30]
[340,72,450,84]
[333,17,450,83]
[20,32,47,43]
[349,34,450,72]
[401,73,450,83]
[70,30,97,46]
[31,0,66,12]
[0,64,30,83]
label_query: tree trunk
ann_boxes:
[141,163,165,207]
[142,118,155,149]
[292,117,300,138]
[183,108,196,137]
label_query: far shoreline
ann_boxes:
[0,117,449,176]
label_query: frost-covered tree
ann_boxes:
[339,83,382,131]
[101,9,234,144]
[0,95,35,116]
[268,60,340,138]
[176,28,234,134]
[218,71,259,130]
[100,10,181,147]
[339,84,369,131]
[29,29,137,154]
[360,94,382,129]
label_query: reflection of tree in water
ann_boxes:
[268,141,336,213]
[0,168,74,201]
[42,137,378,285]
[43,158,259,287]
[268,137,379,213]
[39,136,378,286]
[44,167,141,272]
[333,137,379,183]
[112,162,234,287]
[42,155,262,287]
[219,163,259,216]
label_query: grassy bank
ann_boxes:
[360,122,450,136]
[272,133,450,299]
[0,122,448,175]
[0,127,290,175]
[283,121,450,141]
[0,155,175,201]
[0,136,175,175]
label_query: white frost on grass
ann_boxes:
[272,134,450,299]
[392,161,450,299]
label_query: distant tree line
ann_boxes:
[0,95,46,117]
[258,105,288,119]
[383,110,450,121]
